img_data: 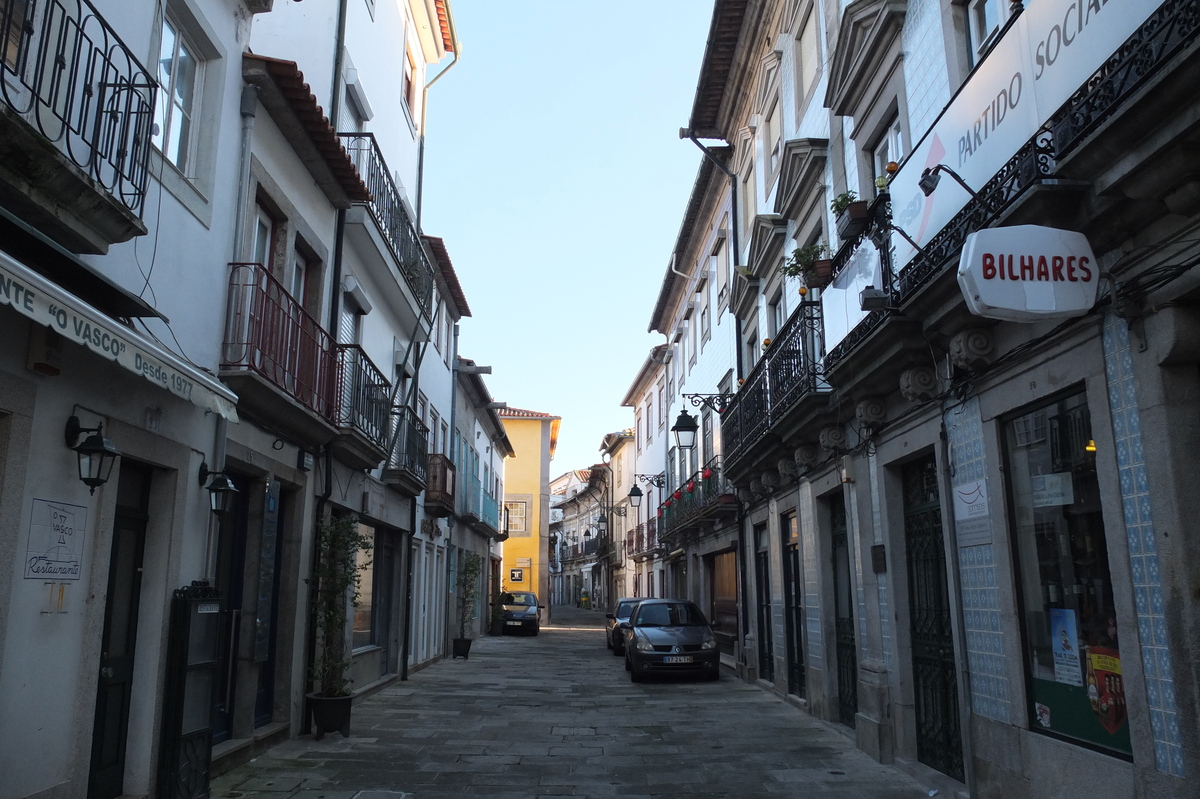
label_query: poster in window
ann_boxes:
[1049,608,1082,686]
[1086,647,1126,734]
[1031,472,1075,507]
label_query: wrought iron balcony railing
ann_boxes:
[1,0,155,215]
[333,343,390,451]
[657,456,736,538]
[721,301,825,463]
[627,518,659,556]
[387,405,428,484]
[338,132,434,314]
[222,262,337,419]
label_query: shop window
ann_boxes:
[352,523,376,649]
[1003,390,1130,755]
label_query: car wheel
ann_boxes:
[605,634,612,650]
[532,625,539,636]
[630,667,644,683]
[706,666,720,682]
[611,640,622,656]
[624,655,631,672]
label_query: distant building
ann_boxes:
[497,408,560,613]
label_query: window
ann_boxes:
[740,157,757,242]
[645,397,653,443]
[795,11,819,114]
[402,50,417,115]
[429,409,439,453]
[701,303,712,344]
[440,421,449,455]
[505,501,527,535]
[252,205,274,267]
[745,326,759,369]
[714,236,730,307]
[352,523,376,649]
[154,16,201,172]
[3,0,28,70]
[769,292,785,338]
[701,409,714,467]
[872,115,904,184]
[290,251,308,303]
[635,411,642,451]
[687,315,697,367]
[657,379,666,429]
[764,102,782,178]
[967,0,1002,62]
[1003,391,1129,755]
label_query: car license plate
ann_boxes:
[506,621,522,626]
[663,655,693,664]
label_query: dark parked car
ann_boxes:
[498,591,543,635]
[605,598,640,655]
[621,598,720,682]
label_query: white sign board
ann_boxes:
[25,499,87,580]
[952,479,993,546]
[821,244,881,353]
[890,0,1161,268]
[958,225,1099,321]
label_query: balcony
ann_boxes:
[383,405,428,496]
[0,0,154,252]
[424,454,455,518]
[721,300,828,477]
[657,457,737,543]
[339,132,434,332]
[221,262,338,445]
[627,518,659,560]
[329,344,390,469]
[479,491,502,537]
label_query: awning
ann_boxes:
[0,249,239,420]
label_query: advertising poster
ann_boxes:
[1087,646,1127,735]
[1049,608,1083,686]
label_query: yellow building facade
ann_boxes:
[497,408,560,611]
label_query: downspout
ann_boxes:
[683,130,743,382]
[415,3,460,230]
[443,321,461,655]
[327,0,350,341]
[683,131,749,664]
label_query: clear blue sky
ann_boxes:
[422,1,713,473]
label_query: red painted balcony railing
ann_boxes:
[222,262,336,419]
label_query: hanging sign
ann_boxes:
[957,226,1099,321]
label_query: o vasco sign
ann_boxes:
[957,225,1099,322]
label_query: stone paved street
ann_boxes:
[211,605,934,799]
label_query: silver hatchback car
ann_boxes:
[621,598,720,682]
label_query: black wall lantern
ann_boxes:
[671,409,699,450]
[597,512,608,536]
[65,416,120,494]
[627,484,643,507]
[198,462,239,515]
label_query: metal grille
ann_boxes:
[783,543,806,698]
[755,545,774,683]
[902,456,963,781]
[831,496,857,727]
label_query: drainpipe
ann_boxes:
[682,129,743,382]
[415,4,460,229]
[327,0,350,341]
[443,320,461,655]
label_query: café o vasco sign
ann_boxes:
[957,225,1099,322]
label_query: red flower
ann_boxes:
[657,508,663,517]
[664,499,671,507]
[674,490,682,500]
[686,481,695,493]
[702,468,712,479]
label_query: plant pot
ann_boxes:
[835,200,871,239]
[806,259,834,289]
[307,693,352,741]
[452,637,473,659]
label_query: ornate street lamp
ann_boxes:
[65,416,120,494]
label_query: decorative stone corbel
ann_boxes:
[749,475,765,497]
[794,444,819,471]
[777,457,798,482]
[760,469,781,491]
[819,425,846,455]
[949,328,995,372]
[855,397,887,434]
[899,365,938,401]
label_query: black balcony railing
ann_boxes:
[1,0,155,215]
[333,344,390,451]
[338,132,434,313]
[222,262,337,419]
[388,405,428,484]
[628,518,659,556]
[658,456,736,539]
[721,301,826,463]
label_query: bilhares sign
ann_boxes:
[958,225,1099,321]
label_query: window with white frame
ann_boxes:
[657,378,666,429]
[687,314,697,367]
[764,101,782,179]
[504,501,527,535]
[872,115,905,185]
[714,236,730,308]
[768,291,785,338]
[967,0,1003,63]
[635,411,642,451]
[795,11,819,117]
[645,396,653,443]
[154,15,202,173]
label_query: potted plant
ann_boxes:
[831,190,870,239]
[452,551,483,658]
[308,514,372,740]
[782,243,834,289]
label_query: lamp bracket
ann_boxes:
[683,393,734,414]
[65,415,101,448]
[635,473,666,488]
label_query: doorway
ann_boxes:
[782,513,805,698]
[754,524,774,682]
[88,462,153,799]
[830,492,857,728]
[902,455,964,780]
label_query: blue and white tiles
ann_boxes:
[1102,315,1184,777]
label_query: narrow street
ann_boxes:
[211,605,932,799]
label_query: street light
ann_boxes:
[597,512,608,536]
[628,484,643,507]
[671,409,699,450]
[198,462,240,515]
[65,416,121,494]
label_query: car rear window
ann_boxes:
[635,602,707,626]
[501,592,536,606]
[616,601,637,617]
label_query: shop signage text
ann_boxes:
[958,226,1099,321]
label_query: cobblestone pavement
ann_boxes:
[211,604,933,799]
